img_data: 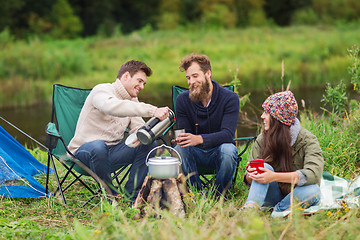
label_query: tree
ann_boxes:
[0,0,25,32]
[198,0,237,28]
[48,0,83,38]
[264,0,311,26]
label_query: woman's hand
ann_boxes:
[245,161,258,185]
[246,161,257,175]
[248,167,275,184]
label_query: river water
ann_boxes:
[0,86,357,149]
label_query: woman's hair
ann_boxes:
[261,116,292,172]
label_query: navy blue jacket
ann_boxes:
[175,80,239,149]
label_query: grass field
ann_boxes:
[0,25,359,107]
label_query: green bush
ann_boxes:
[321,81,348,117]
[292,8,320,25]
[200,4,237,29]
[0,38,91,80]
[348,44,360,93]
[301,106,360,178]
[313,0,360,23]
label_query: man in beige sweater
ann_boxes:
[68,60,170,201]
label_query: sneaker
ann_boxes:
[240,203,260,212]
[271,210,291,218]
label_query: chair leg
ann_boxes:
[118,167,131,186]
[112,165,131,191]
[53,162,75,195]
[48,153,67,205]
[230,157,242,192]
[45,154,51,198]
[81,194,98,208]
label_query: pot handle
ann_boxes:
[145,144,182,166]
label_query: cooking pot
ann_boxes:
[146,144,182,179]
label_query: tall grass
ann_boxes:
[1,25,359,107]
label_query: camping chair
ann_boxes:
[45,84,130,207]
[171,85,256,191]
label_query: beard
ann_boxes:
[189,79,210,103]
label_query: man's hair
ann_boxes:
[179,54,211,73]
[117,60,152,79]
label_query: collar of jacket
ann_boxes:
[291,126,306,156]
[112,78,134,100]
[290,118,301,146]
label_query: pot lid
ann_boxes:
[148,156,180,165]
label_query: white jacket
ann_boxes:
[68,79,157,153]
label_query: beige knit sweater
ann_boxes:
[68,79,157,153]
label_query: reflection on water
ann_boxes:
[0,86,357,148]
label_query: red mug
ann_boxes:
[249,159,264,174]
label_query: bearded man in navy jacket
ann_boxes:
[174,54,239,196]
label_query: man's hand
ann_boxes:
[154,107,170,120]
[174,132,203,147]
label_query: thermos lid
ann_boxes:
[136,129,152,145]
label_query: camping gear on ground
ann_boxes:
[0,125,51,198]
[171,85,256,191]
[271,171,360,218]
[146,144,181,179]
[45,84,130,207]
[136,109,175,145]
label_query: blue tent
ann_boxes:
[0,125,52,198]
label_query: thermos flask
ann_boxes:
[136,109,175,145]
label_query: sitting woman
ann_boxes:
[243,91,323,214]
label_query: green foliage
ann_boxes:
[228,67,250,112]
[321,81,348,117]
[96,21,122,38]
[313,0,360,24]
[235,0,266,26]
[0,38,91,80]
[348,44,360,93]
[292,8,320,25]
[0,27,14,49]
[200,3,237,29]
[27,0,83,39]
[5,0,360,39]
[0,25,359,107]
[157,0,182,30]
[157,13,181,30]
[248,9,268,26]
[0,0,25,32]
[302,107,360,178]
[48,0,83,39]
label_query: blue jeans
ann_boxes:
[245,163,321,212]
[74,140,157,200]
[175,143,238,195]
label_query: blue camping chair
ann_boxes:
[172,85,256,190]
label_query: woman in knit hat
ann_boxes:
[242,91,324,216]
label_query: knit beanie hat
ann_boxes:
[262,91,298,126]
